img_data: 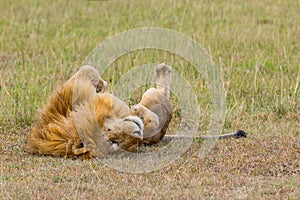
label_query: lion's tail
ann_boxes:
[155,63,172,99]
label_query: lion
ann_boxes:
[26,65,144,159]
[27,64,246,160]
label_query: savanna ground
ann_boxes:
[0,0,299,199]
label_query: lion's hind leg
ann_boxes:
[155,63,172,98]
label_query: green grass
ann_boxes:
[1,0,299,199]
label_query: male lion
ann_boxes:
[27,64,246,159]
[26,65,144,159]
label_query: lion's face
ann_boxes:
[102,116,144,152]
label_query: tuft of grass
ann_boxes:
[0,0,299,199]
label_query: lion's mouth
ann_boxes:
[110,140,119,145]
[109,140,120,151]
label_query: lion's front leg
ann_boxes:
[66,139,89,156]
[73,102,116,158]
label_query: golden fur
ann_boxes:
[26,65,143,159]
[26,65,107,159]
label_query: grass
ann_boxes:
[0,0,299,199]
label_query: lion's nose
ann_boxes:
[133,130,143,137]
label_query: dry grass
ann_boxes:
[0,0,299,199]
[1,121,299,199]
